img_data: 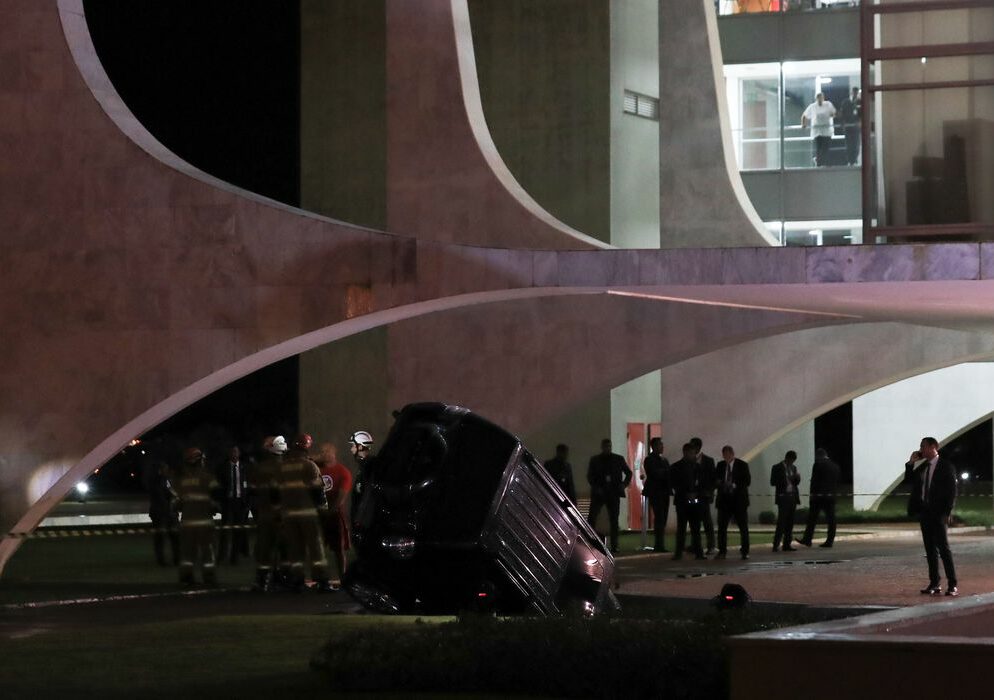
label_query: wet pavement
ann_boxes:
[615,526,994,607]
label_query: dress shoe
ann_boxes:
[741,553,749,560]
[654,547,670,553]
[671,553,683,561]
[783,546,796,552]
[694,554,707,560]
[796,538,812,547]
[715,551,727,560]
[705,548,715,556]
[920,584,941,595]
[772,546,780,553]
[945,586,959,597]
[818,542,833,548]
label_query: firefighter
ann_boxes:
[175,447,220,586]
[248,435,286,592]
[348,430,374,523]
[278,433,334,592]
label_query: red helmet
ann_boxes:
[183,447,204,465]
[293,433,313,451]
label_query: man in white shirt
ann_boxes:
[801,92,836,166]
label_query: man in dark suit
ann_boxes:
[908,437,958,596]
[798,448,840,548]
[216,445,250,564]
[640,437,670,552]
[670,443,704,561]
[587,438,632,554]
[544,443,577,504]
[690,437,716,554]
[715,446,751,560]
[770,450,801,552]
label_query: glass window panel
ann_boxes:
[877,55,994,87]
[878,8,994,49]
[875,86,994,228]
[784,68,859,168]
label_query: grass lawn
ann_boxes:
[0,613,532,699]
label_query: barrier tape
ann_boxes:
[3,523,258,540]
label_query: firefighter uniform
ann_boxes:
[278,445,330,590]
[175,449,220,586]
[248,443,285,591]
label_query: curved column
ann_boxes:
[658,0,777,248]
[853,363,994,510]
[385,0,606,249]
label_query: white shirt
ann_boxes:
[803,101,836,137]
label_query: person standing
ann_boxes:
[216,445,250,565]
[315,441,353,586]
[689,437,716,554]
[278,433,334,592]
[770,450,801,552]
[798,448,840,548]
[839,86,861,165]
[670,443,704,561]
[715,446,751,560]
[174,447,220,586]
[145,460,179,567]
[586,438,633,555]
[908,437,958,596]
[544,443,577,504]
[801,92,836,166]
[640,438,671,552]
[248,435,286,592]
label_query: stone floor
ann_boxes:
[616,526,994,608]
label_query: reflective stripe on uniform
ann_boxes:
[283,508,318,517]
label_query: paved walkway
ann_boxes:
[616,526,994,607]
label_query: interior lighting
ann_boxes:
[809,229,822,236]
[921,57,927,64]
[76,482,89,495]
[961,472,970,480]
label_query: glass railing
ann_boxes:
[717,0,859,15]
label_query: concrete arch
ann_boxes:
[853,363,994,510]
[59,0,603,251]
[658,323,994,515]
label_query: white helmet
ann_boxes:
[267,435,288,455]
[349,430,373,456]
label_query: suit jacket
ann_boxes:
[669,457,700,504]
[770,461,801,505]
[696,453,717,501]
[544,456,577,504]
[587,452,632,500]
[809,457,840,499]
[908,457,957,518]
[216,460,249,501]
[642,453,670,497]
[715,458,751,509]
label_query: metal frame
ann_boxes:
[861,0,994,240]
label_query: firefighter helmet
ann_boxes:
[293,433,313,451]
[264,435,288,455]
[349,430,373,457]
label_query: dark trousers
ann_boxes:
[674,501,703,557]
[218,497,250,563]
[717,502,750,555]
[920,513,957,587]
[150,512,179,566]
[774,499,797,549]
[844,125,860,165]
[701,499,715,551]
[646,492,670,551]
[814,135,832,166]
[802,496,836,544]
[588,494,621,553]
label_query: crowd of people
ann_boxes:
[545,435,960,597]
[545,438,846,560]
[146,431,371,592]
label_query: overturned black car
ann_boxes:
[344,403,618,616]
